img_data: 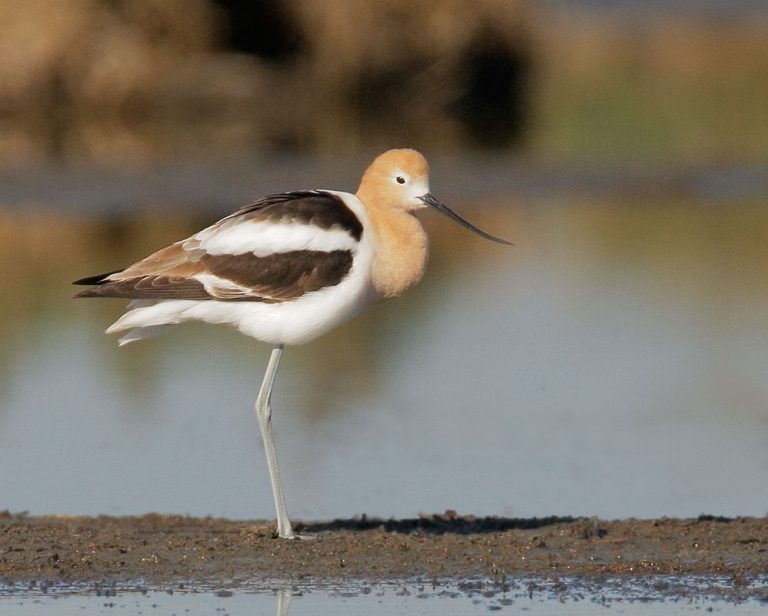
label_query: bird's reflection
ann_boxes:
[276,588,291,616]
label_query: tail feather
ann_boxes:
[116,325,171,346]
[106,300,190,335]
[73,270,124,297]
[72,270,123,286]
[73,287,109,299]
[107,301,186,345]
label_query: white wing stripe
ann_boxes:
[194,274,259,299]
[193,221,358,257]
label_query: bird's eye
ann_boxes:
[396,176,406,184]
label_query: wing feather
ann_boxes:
[73,191,361,303]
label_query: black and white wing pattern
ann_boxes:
[73,191,364,303]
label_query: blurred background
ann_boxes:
[1,0,767,520]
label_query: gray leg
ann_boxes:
[255,345,295,539]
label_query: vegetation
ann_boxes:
[0,0,766,165]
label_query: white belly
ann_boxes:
[189,265,375,345]
[107,270,375,346]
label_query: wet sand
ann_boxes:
[1,511,766,592]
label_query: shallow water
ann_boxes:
[1,182,768,522]
[1,577,767,615]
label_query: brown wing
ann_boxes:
[74,248,354,302]
[200,250,353,301]
[73,242,212,300]
[73,191,360,302]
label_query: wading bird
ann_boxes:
[74,149,509,538]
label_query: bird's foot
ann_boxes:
[277,531,317,540]
[277,525,316,540]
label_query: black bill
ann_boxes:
[420,193,512,245]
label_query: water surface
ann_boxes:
[1,577,766,615]
[1,191,767,521]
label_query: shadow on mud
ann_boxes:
[303,512,581,535]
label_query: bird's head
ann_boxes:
[357,148,511,244]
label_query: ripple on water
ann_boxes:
[0,575,767,614]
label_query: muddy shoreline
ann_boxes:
[1,512,767,594]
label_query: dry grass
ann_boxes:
[532,11,768,161]
[0,1,766,164]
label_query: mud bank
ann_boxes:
[1,512,766,586]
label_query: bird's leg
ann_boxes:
[255,345,295,539]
